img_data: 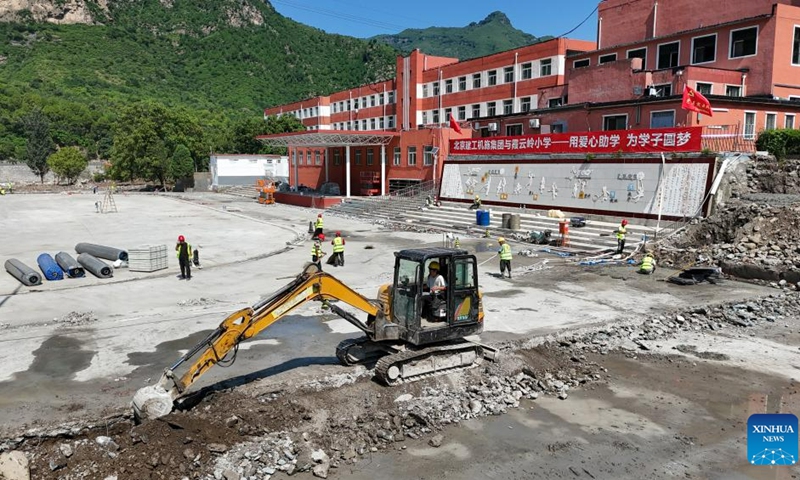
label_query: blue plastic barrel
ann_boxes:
[475,210,482,225]
[37,253,64,281]
[477,210,491,226]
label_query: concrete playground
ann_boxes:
[0,192,773,437]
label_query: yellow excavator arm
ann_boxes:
[132,264,381,420]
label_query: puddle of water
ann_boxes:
[475,242,500,253]
[27,335,95,379]
[483,289,525,297]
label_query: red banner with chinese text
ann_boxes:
[449,127,702,156]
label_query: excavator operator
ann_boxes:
[422,261,446,321]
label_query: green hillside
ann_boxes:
[0,0,398,162]
[371,11,551,60]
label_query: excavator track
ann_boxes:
[374,342,484,386]
[335,337,394,366]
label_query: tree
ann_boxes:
[47,147,89,184]
[21,107,55,183]
[169,144,195,181]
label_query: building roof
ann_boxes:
[256,131,398,148]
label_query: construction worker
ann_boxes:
[422,261,447,321]
[454,237,461,249]
[615,219,628,255]
[313,213,324,239]
[311,240,326,270]
[331,231,345,267]
[469,195,482,210]
[498,237,512,278]
[638,252,656,275]
[175,235,192,280]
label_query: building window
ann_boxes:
[692,34,717,64]
[657,42,680,69]
[650,111,675,128]
[433,82,440,96]
[379,117,385,129]
[696,82,712,95]
[766,113,777,130]
[423,146,434,166]
[793,26,800,65]
[786,114,795,129]
[548,98,563,108]
[599,53,617,64]
[306,151,312,165]
[315,151,321,165]
[521,62,532,79]
[444,108,452,120]
[471,104,481,119]
[393,147,401,166]
[362,119,368,130]
[726,85,742,97]
[445,79,453,93]
[379,94,385,105]
[388,115,395,128]
[388,91,395,104]
[472,73,481,88]
[370,95,376,107]
[730,26,758,58]
[504,66,514,83]
[292,151,297,165]
[653,84,672,96]
[506,124,523,136]
[458,105,466,120]
[540,59,552,76]
[421,111,428,125]
[367,150,374,166]
[521,97,532,112]
[488,70,497,86]
[503,99,513,115]
[407,146,417,166]
[487,101,496,116]
[332,103,337,113]
[422,84,429,98]
[370,118,376,130]
[603,114,628,131]
[627,47,647,67]
[458,76,467,91]
[432,109,440,124]
[744,112,756,140]
[333,150,341,166]
[573,59,590,68]
[355,150,362,165]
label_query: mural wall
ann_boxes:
[439,158,715,219]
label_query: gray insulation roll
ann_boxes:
[5,258,42,286]
[77,253,113,278]
[75,243,128,262]
[55,252,85,278]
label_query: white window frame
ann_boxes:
[729,25,759,59]
[785,114,795,129]
[725,84,743,97]
[392,147,401,166]
[696,82,713,95]
[521,62,533,79]
[505,123,523,136]
[471,104,481,119]
[656,40,681,69]
[626,46,648,67]
[602,114,628,131]
[457,105,466,121]
[488,70,498,86]
[653,83,673,97]
[521,97,532,112]
[691,33,717,65]
[649,109,676,128]
[504,66,515,83]
[422,84,429,98]
[423,146,434,166]
[445,79,453,94]
[540,58,553,76]
[407,146,417,166]
[458,76,467,91]
[472,73,482,89]
[793,25,800,66]
[599,53,618,64]
[765,112,777,130]
[573,58,590,68]
[743,111,757,140]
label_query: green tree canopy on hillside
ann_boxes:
[21,107,55,183]
[47,146,88,184]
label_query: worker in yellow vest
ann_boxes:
[331,231,345,267]
[614,219,628,255]
[498,237,512,278]
[175,235,193,280]
[638,252,656,275]
[469,195,482,210]
[311,240,326,270]
[313,213,324,239]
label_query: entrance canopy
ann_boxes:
[257,130,397,148]
[256,131,399,197]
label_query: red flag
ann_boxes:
[449,113,462,134]
[681,85,713,117]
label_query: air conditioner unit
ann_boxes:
[633,85,643,95]
[647,86,658,97]
[473,122,481,129]
[529,118,541,128]
[487,122,498,132]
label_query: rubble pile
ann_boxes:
[655,200,800,283]
[54,311,98,326]
[555,293,800,356]
[746,157,800,194]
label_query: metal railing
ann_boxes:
[701,124,756,153]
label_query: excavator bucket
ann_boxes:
[132,383,174,421]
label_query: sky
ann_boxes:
[270,0,600,42]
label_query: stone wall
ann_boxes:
[0,161,104,186]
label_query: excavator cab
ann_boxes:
[390,248,483,346]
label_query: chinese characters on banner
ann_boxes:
[449,127,703,155]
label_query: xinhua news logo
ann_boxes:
[747,413,798,466]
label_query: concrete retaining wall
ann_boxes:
[0,160,104,185]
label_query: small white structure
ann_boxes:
[209,154,289,188]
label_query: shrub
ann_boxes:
[756,129,800,160]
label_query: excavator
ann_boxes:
[132,247,496,420]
